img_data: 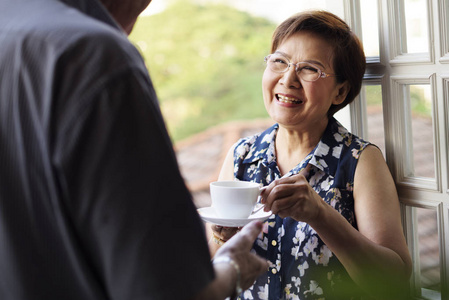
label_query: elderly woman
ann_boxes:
[209,10,412,300]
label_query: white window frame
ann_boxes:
[343,0,449,299]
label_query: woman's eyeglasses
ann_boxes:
[264,53,337,82]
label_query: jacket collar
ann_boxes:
[59,0,120,31]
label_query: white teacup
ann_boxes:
[210,181,261,219]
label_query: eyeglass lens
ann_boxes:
[265,54,322,82]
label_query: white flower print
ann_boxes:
[303,235,318,256]
[308,171,325,187]
[286,294,300,300]
[333,132,344,142]
[256,235,268,250]
[304,280,324,296]
[284,284,292,298]
[262,129,276,144]
[235,143,249,158]
[292,276,301,288]
[312,245,333,266]
[279,225,285,238]
[315,143,330,157]
[266,145,276,164]
[276,254,282,270]
[329,188,342,209]
[265,173,272,184]
[291,246,299,259]
[297,260,309,276]
[332,144,342,158]
[356,140,369,151]
[257,284,269,300]
[293,226,305,244]
[250,164,258,173]
[243,289,255,299]
[351,148,361,159]
[254,148,267,158]
[320,177,332,191]
[345,135,353,147]
[317,158,328,169]
[285,284,301,300]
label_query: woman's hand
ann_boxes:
[194,221,268,300]
[212,225,241,243]
[208,225,241,257]
[261,165,323,223]
[214,221,269,291]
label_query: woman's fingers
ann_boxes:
[260,165,320,221]
[262,175,307,211]
[261,165,311,202]
[212,225,241,241]
[215,221,269,289]
[221,221,262,250]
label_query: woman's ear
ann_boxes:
[333,81,350,105]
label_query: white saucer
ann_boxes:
[197,206,272,227]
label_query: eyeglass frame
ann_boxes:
[264,53,338,82]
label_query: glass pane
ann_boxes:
[402,0,429,53]
[360,0,380,57]
[413,207,441,298]
[407,85,435,178]
[364,85,385,155]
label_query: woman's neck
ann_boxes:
[275,119,329,175]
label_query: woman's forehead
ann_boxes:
[275,32,335,68]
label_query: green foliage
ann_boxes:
[365,84,432,119]
[129,0,275,141]
[365,85,382,106]
[410,85,432,118]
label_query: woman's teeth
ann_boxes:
[277,95,302,104]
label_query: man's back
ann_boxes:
[0,0,214,299]
[0,0,131,298]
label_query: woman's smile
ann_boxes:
[276,93,303,105]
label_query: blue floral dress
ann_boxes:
[233,118,370,300]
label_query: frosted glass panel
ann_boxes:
[408,85,435,178]
[403,0,429,53]
[402,84,435,179]
[364,85,385,155]
[413,207,441,298]
[360,0,380,57]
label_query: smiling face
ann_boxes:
[262,31,349,131]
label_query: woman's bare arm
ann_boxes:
[310,146,412,298]
[261,146,412,299]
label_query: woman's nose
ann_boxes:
[279,67,301,89]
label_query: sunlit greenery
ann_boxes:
[365,84,432,118]
[410,85,432,118]
[129,0,275,141]
[365,85,382,106]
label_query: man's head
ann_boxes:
[100,0,152,34]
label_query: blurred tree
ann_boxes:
[129,0,275,141]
